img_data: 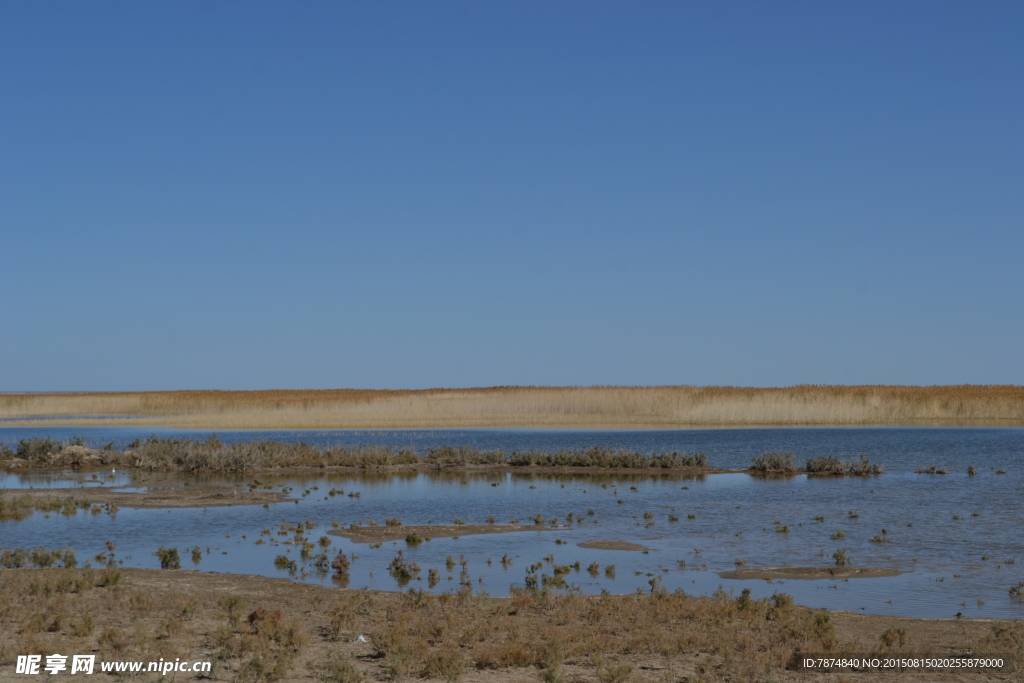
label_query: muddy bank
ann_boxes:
[577,540,650,551]
[328,523,552,543]
[2,485,290,510]
[718,566,904,580]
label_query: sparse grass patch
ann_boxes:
[318,652,364,683]
[0,566,1015,683]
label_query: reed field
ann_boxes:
[1,385,1023,429]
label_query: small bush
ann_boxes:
[274,555,297,572]
[154,546,180,569]
[98,626,131,654]
[318,652,364,683]
[388,551,420,586]
[750,451,798,474]
[805,456,846,474]
[331,551,350,575]
[846,455,883,475]
[879,627,908,651]
[595,657,634,683]
[17,438,64,461]
[97,567,122,586]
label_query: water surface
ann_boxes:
[2,427,1022,620]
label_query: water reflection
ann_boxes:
[1,463,1022,620]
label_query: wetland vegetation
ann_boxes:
[2,437,715,474]
[3,385,1023,429]
[2,425,1021,681]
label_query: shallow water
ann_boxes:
[1,427,1022,620]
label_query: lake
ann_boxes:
[1,426,1022,620]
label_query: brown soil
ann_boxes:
[718,566,904,580]
[6,485,289,509]
[329,524,552,543]
[577,540,650,551]
[0,568,1018,683]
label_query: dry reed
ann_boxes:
[2,385,1023,429]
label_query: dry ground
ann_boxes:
[0,568,1019,683]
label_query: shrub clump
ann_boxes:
[509,447,708,469]
[387,551,420,586]
[154,546,180,569]
[750,451,799,474]
[806,455,883,475]
[331,551,351,576]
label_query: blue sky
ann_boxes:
[2,2,1021,390]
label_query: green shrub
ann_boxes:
[155,546,180,569]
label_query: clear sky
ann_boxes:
[2,2,1021,391]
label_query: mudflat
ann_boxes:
[577,540,650,551]
[1,485,289,510]
[718,566,904,580]
[328,523,551,543]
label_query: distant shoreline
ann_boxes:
[2,385,1023,429]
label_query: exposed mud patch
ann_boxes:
[328,523,552,543]
[718,566,904,580]
[577,540,650,551]
[3,485,289,509]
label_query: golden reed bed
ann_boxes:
[2,385,1023,429]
